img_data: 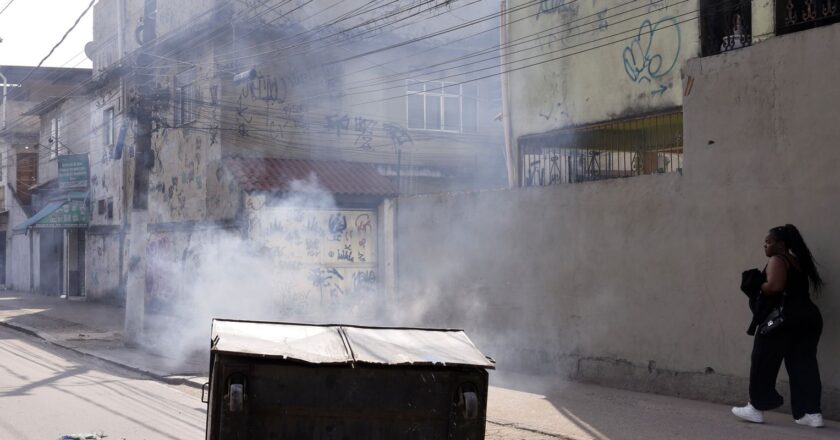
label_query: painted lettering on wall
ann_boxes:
[320,114,411,152]
[353,117,377,151]
[383,122,413,150]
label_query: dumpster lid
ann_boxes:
[211,319,495,369]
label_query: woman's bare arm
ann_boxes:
[761,256,787,295]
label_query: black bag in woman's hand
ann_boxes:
[757,305,785,335]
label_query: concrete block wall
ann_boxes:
[394,23,840,417]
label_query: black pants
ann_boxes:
[749,304,823,419]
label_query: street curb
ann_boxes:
[0,320,571,438]
[486,420,579,440]
[0,320,207,390]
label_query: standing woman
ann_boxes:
[732,224,825,427]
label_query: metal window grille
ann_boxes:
[700,0,752,56]
[519,111,683,187]
[777,0,840,35]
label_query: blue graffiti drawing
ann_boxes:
[328,213,347,241]
[622,18,681,84]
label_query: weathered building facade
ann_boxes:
[500,0,786,186]
[76,0,506,321]
[0,66,92,294]
[391,0,840,416]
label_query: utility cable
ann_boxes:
[15,0,97,86]
[0,0,15,17]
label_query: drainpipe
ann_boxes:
[117,0,125,57]
[499,0,516,188]
[0,70,8,131]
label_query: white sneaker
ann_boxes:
[795,413,824,428]
[732,403,764,423]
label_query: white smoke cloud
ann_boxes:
[142,176,396,371]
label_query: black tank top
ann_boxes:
[779,255,817,324]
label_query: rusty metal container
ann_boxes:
[204,319,495,440]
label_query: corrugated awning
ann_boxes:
[518,109,683,153]
[13,192,89,232]
[211,319,495,369]
[224,157,398,196]
[13,201,65,232]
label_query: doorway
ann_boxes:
[66,229,86,297]
[38,229,64,295]
[0,231,6,286]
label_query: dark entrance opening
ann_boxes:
[67,229,85,297]
[0,231,6,286]
[39,229,63,295]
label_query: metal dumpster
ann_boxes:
[204,319,495,440]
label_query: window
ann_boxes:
[98,199,106,216]
[103,107,115,147]
[699,0,751,56]
[406,80,478,133]
[519,111,684,187]
[776,0,840,36]
[49,117,61,159]
[174,68,197,127]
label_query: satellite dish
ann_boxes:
[84,41,97,61]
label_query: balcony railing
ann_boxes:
[777,0,840,35]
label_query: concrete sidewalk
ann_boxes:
[0,290,835,439]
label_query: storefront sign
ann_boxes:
[58,154,90,190]
[35,199,89,228]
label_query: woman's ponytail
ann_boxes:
[780,224,824,294]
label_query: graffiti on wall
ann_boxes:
[353,117,378,151]
[86,234,121,299]
[595,8,609,31]
[622,17,681,85]
[247,197,378,302]
[321,114,412,151]
[382,122,413,150]
[235,67,409,152]
[537,0,578,17]
[236,69,308,140]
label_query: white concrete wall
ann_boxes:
[395,24,840,416]
[232,0,498,41]
[85,231,123,302]
[7,233,30,290]
[37,98,93,187]
[505,0,700,135]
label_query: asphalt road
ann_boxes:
[0,321,835,440]
[0,326,206,439]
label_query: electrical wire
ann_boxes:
[0,0,15,17]
[14,0,97,86]
[1,0,746,172]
